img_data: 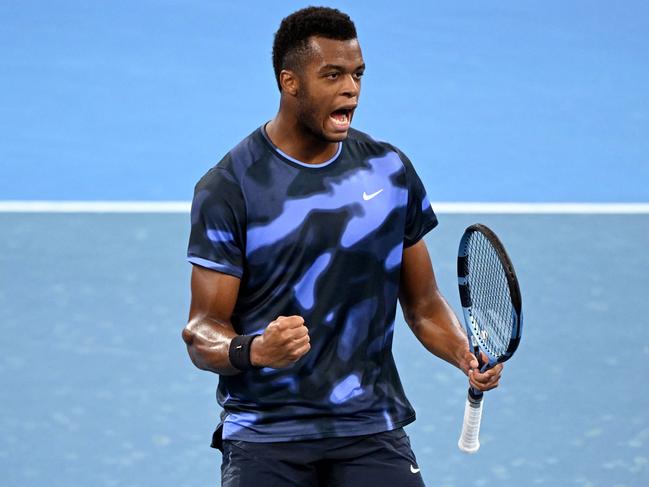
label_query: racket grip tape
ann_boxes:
[457,391,483,453]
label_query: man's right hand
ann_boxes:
[250,315,311,368]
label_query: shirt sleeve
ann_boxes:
[398,150,438,247]
[187,167,246,278]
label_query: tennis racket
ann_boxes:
[456,223,523,453]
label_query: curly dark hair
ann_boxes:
[272,6,357,91]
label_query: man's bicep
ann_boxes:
[182,264,241,374]
[188,264,241,324]
[399,239,440,319]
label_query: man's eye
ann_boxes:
[354,72,364,80]
[327,73,340,80]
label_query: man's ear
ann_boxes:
[279,69,299,96]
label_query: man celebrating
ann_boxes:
[182,7,502,486]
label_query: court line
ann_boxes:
[1,201,648,214]
[433,202,649,214]
[0,201,191,213]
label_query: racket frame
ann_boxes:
[457,223,523,368]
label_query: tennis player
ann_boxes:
[182,7,503,486]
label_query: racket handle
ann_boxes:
[458,389,483,453]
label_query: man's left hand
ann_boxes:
[461,349,503,392]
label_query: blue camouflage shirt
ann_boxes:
[188,125,438,442]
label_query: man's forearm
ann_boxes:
[182,316,241,375]
[405,291,469,371]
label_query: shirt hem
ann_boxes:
[221,414,417,443]
[187,255,243,278]
[404,216,439,248]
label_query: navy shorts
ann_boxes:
[219,428,426,487]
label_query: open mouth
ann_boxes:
[329,108,353,130]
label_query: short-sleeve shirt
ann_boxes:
[188,125,438,442]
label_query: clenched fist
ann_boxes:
[250,315,311,368]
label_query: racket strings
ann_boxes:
[465,232,515,358]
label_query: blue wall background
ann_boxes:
[1,0,648,202]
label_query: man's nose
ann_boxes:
[341,74,360,97]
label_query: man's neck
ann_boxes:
[266,113,340,165]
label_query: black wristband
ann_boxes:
[228,334,261,371]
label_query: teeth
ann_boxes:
[331,112,349,125]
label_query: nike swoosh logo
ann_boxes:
[410,465,420,474]
[363,189,384,201]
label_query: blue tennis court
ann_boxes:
[1,213,647,486]
[1,1,648,486]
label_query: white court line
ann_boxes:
[0,201,648,214]
[0,201,191,213]
[432,202,649,214]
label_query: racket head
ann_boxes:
[457,224,523,366]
